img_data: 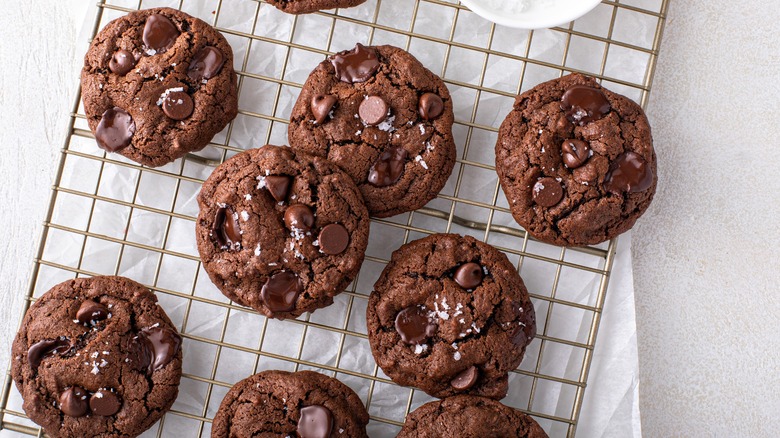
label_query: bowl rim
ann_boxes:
[458,0,603,30]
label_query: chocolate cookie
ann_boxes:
[398,395,548,438]
[211,370,369,437]
[10,276,183,438]
[495,73,657,246]
[267,0,366,14]
[195,145,370,319]
[81,7,238,167]
[366,234,536,399]
[288,44,456,218]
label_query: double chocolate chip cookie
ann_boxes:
[267,0,367,14]
[495,73,657,246]
[11,276,183,438]
[398,395,548,438]
[81,7,238,167]
[211,370,369,437]
[289,43,456,218]
[195,145,370,319]
[367,234,536,399]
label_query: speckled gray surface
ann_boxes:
[637,0,780,435]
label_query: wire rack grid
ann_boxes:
[0,0,668,436]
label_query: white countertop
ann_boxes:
[1,1,778,436]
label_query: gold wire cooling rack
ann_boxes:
[0,0,668,436]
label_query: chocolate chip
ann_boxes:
[454,262,483,289]
[109,49,136,75]
[187,46,224,81]
[284,204,315,231]
[330,43,380,83]
[418,92,444,121]
[395,306,437,345]
[95,107,135,152]
[75,300,109,326]
[265,175,292,203]
[560,85,611,125]
[89,389,122,416]
[532,177,564,207]
[27,337,70,369]
[604,151,653,194]
[318,224,349,255]
[450,366,478,391]
[368,146,407,187]
[311,94,337,125]
[358,96,388,126]
[297,405,333,438]
[162,90,194,120]
[512,324,530,347]
[213,206,242,249]
[59,386,88,417]
[561,139,590,169]
[142,14,179,54]
[261,271,301,313]
[139,326,182,372]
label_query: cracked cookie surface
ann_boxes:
[211,370,369,438]
[81,7,238,167]
[366,234,536,399]
[195,145,370,320]
[495,73,657,246]
[398,395,548,438]
[11,276,183,438]
[288,44,456,218]
[267,0,366,14]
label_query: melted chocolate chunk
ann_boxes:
[532,177,564,207]
[89,389,122,416]
[450,366,478,391]
[28,337,70,369]
[59,386,88,417]
[265,175,292,203]
[318,224,350,255]
[284,204,315,232]
[297,405,334,438]
[213,206,242,249]
[95,107,135,152]
[187,46,225,81]
[358,96,388,126]
[561,139,590,169]
[162,90,194,120]
[311,94,337,125]
[395,306,437,345]
[418,92,444,121]
[75,300,109,326]
[261,271,301,313]
[453,262,483,289]
[604,151,653,194]
[142,14,179,54]
[330,43,380,83]
[140,326,182,372]
[127,334,153,373]
[367,147,407,187]
[109,49,136,75]
[560,85,611,125]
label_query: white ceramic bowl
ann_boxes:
[459,0,602,30]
